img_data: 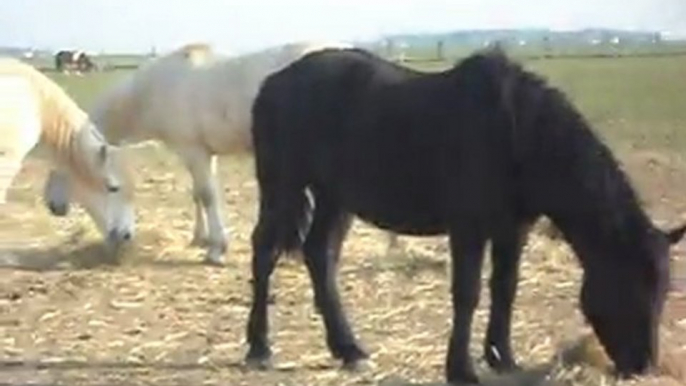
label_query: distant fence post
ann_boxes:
[385,39,394,59]
[543,36,552,58]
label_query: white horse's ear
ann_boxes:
[98,143,120,163]
[99,144,108,163]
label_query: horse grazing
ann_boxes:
[44,41,399,265]
[55,50,95,75]
[244,47,686,384]
[0,58,134,250]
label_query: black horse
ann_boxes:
[244,47,686,384]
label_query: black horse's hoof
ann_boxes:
[491,360,521,374]
[485,353,520,374]
[447,368,480,385]
[245,355,272,370]
[335,344,370,372]
[341,357,372,372]
[331,342,369,361]
[245,347,273,370]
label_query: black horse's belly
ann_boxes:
[315,84,452,236]
[343,181,448,236]
[336,140,449,236]
[355,211,448,236]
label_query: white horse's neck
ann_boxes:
[36,81,100,182]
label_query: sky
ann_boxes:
[2,0,686,55]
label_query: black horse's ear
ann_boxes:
[665,223,686,245]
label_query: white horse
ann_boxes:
[45,41,399,265]
[0,58,134,250]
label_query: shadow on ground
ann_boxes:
[0,241,118,271]
[0,358,567,386]
[379,365,559,386]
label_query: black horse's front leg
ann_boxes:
[446,228,487,384]
[484,223,529,372]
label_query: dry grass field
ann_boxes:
[1,54,686,385]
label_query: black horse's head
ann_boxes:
[467,47,686,378]
[580,224,686,377]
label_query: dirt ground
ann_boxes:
[1,144,685,386]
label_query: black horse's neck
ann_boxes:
[529,89,655,264]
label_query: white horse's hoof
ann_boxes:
[203,257,225,267]
[203,247,226,267]
[385,243,404,256]
[190,236,209,247]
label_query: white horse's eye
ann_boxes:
[107,184,120,193]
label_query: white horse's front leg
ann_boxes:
[0,157,21,204]
[0,113,40,205]
[181,151,210,247]
[183,150,227,265]
[190,195,208,247]
[0,145,36,205]
[0,159,21,204]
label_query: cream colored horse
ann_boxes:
[46,41,399,265]
[0,58,134,250]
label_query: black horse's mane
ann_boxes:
[451,46,656,258]
[304,46,654,258]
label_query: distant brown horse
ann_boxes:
[55,50,95,74]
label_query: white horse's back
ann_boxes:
[70,41,361,264]
[91,41,353,154]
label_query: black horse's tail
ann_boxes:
[251,74,314,256]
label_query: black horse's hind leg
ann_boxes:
[325,212,352,267]
[312,213,352,313]
[245,198,280,369]
[484,222,529,372]
[446,226,487,384]
[302,192,368,368]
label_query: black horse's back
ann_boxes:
[254,48,479,236]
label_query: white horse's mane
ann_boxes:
[0,58,105,184]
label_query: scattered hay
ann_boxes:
[557,329,686,384]
[558,333,612,372]
[1,150,686,386]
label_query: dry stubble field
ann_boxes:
[1,54,686,386]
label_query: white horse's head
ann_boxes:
[44,124,135,250]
